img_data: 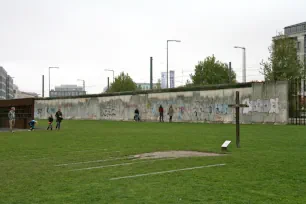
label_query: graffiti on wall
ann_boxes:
[242,98,279,114]
[47,107,56,114]
[192,100,229,121]
[100,101,117,118]
[35,108,43,118]
[150,100,179,117]
[34,83,287,124]
[63,103,72,108]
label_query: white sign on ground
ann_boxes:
[221,140,231,151]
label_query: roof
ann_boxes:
[55,84,80,88]
[20,91,39,97]
[0,98,35,107]
[284,22,306,29]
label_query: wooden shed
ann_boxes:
[0,98,35,129]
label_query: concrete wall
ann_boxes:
[34,81,289,124]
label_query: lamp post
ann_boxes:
[49,67,59,97]
[234,46,246,83]
[167,40,181,88]
[105,69,114,82]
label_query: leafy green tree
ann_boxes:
[108,72,137,92]
[260,33,303,81]
[190,55,236,85]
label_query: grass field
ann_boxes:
[0,120,306,204]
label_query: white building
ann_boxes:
[136,83,158,90]
[0,66,14,99]
[13,85,39,98]
[50,84,86,97]
[284,22,306,64]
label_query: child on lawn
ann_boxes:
[47,114,54,130]
[28,120,37,131]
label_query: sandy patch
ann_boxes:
[133,151,224,159]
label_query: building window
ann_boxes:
[297,42,301,51]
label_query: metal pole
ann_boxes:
[49,68,50,97]
[229,62,232,83]
[236,91,240,148]
[112,71,114,82]
[243,48,246,83]
[42,75,44,98]
[107,77,110,91]
[167,41,169,89]
[150,57,153,89]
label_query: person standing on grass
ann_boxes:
[55,109,63,130]
[8,107,16,133]
[168,105,174,123]
[159,105,164,122]
[47,114,54,130]
[134,108,140,122]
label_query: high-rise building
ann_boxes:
[283,22,306,65]
[0,66,14,99]
[13,85,39,99]
[6,75,14,99]
[0,67,7,99]
[50,84,86,97]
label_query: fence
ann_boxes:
[288,79,306,125]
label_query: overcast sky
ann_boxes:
[0,0,305,95]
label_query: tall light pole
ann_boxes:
[49,67,59,97]
[234,46,246,83]
[105,69,114,82]
[167,40,181,88]
[77,79,85,91]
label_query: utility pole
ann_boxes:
[243,48,246,83]
[105,69,115,83]
[107,77,110,91]
[229,62,232,83]
[234,46,246,83]
[167,40,181,88]
[49,67,59,97]
[42,75,44,97]
[150,57,153,89]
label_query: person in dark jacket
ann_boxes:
[159,105,164,122]
[47,114,54,130]
[55,109,63,130]
[134,108,140,121]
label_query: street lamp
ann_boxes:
[77,79,85,91]
[49,67,59,97]
[234,46,246,83]
[167,40,181,88]
[104,69,114,82]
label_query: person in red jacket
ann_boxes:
[159,105,164,122]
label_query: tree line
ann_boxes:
[106,33,303,93]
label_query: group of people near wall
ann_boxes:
[8,105,175,131]
[8,107,63,133]
[134,105,174,122]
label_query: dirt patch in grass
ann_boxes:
[133,151,224,159]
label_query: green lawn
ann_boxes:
[0,121,306,204]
